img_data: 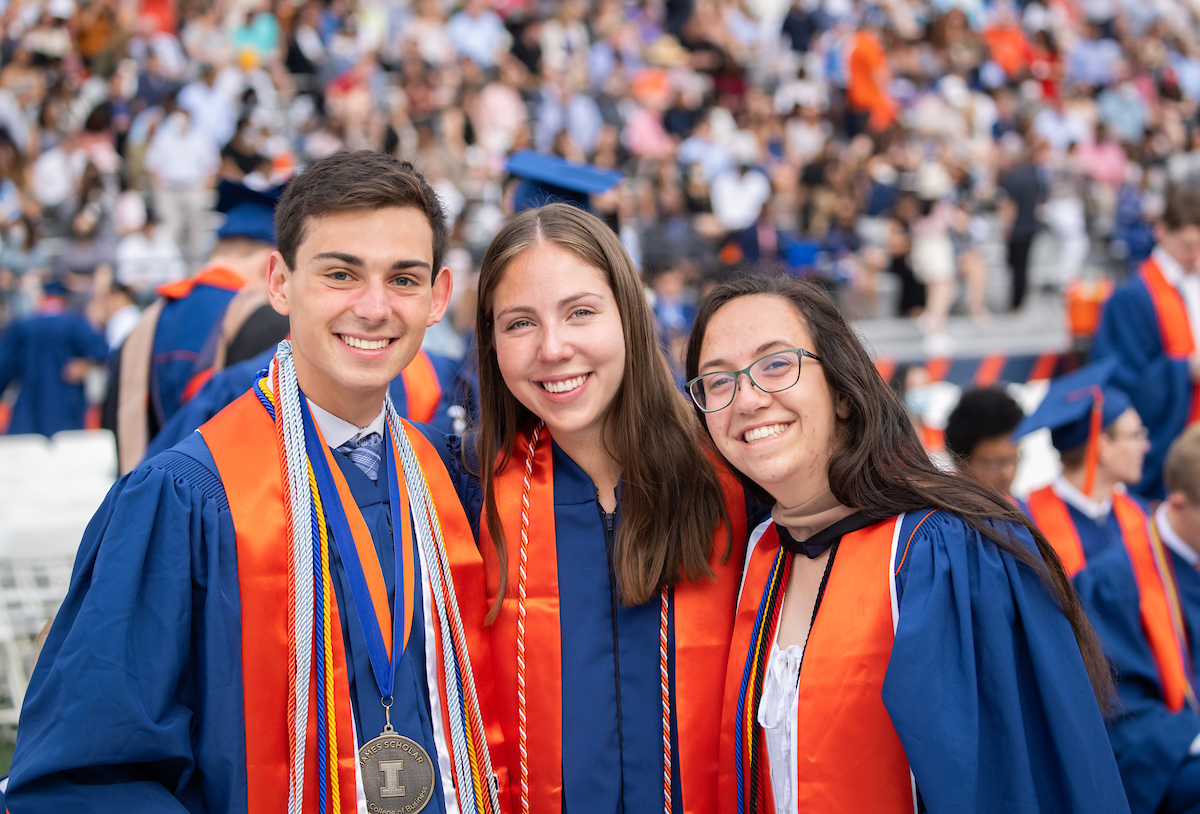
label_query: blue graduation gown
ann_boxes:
[1075,539,1200,814]
[5,421,469,811]
[0,310,108,436]
[150,283,241,429]
[1094,274,1191,499]
[885,511,1131,813]
[145,346,476,460]
[461,440,755,814]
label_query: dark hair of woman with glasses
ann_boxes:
[683,275,1127,814]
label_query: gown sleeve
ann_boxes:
[5,455,233,812]
[1073,545,1200,814]
[882,511,1131,814]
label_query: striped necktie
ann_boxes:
[335,432,383,482]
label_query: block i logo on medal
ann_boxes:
[360,732,435,813]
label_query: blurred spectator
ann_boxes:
[999,142,1046,310]
[448,0,511,69]
[177,64,238,147]
[115,209,187,297]
[145,108,219,269]
[0,278,108,436]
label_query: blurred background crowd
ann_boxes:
[0,0,1198,419]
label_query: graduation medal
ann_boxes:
[359,720,435,813]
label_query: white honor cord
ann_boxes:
[276,342,314,814]
[388,402,501,814]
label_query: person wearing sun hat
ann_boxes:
[1018,358,1152,577]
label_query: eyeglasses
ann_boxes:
[973,451,1022,474]
[687,348,822,413]
[1106,426,1150,442]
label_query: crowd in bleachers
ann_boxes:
[0,0,1199,380]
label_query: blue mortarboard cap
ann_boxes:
[506,151,623,213]
[215,180,283,245]
[1014,358,1133,452]
[42,278,69,297]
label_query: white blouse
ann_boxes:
[757,641,804,814]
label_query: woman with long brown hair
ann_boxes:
[471,202,751,814]
[683,274,1128,814]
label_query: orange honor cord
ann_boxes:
[1082,385,1104,499]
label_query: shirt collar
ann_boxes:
[307,399,386,449]
[1156,502,1200,567]
[1053,474,1115,521]
[1153,246,1190,285]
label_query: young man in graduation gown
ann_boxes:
[1018,360,1152,576]
[1075,423,1200,814]
[142,341,476,459]
[6,151,507,814]
[0,279,108,436]
[105,180,285,474]
[1094,185,1200,499]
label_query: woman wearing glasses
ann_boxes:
[684,275,1129,814]
[468,203,754,814]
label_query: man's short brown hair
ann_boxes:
[274,150,449,274]
[1165,424,1200,503]
[1161,185,1200,233]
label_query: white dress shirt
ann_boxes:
[759,638,804,814]
[1053,475,1116,522]
[307,399,386,449]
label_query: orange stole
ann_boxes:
[156,265,245,300]
[402,350,443,425]
[201,391,509,812]
[1114,497,1192,713]
[1141,257,1200,424]
[1026,486,1088,576]
[480,425,747,814]
[202,391,358,813]
[719,519,913,814]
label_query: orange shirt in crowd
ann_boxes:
[846,30,895,131]
[983,24,1032,78]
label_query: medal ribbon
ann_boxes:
[299,397,417,708]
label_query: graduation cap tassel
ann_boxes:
[1082,386,1104,499]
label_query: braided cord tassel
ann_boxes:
[389,405,501,814]
[276,342,316,812]
[660,585,672,814]
[268,361,302,814]
[516,423,542,814]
